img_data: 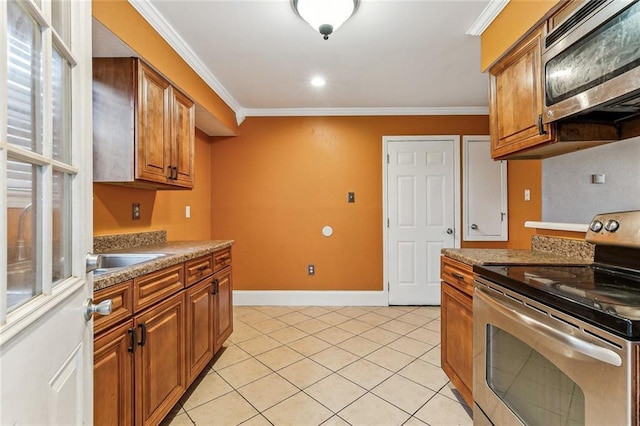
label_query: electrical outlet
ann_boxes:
[132,203,141,220]
[308,264,315,276]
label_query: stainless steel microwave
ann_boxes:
[542,0,640,124]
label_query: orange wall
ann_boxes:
[94,130,213,240]
[210,116,540,292]
[92,0,238,134]
[481,0,558,71]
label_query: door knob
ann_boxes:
[471,224,478,230]
[83,298,113,321]
[86,253,101,273]
[446,228,453,235]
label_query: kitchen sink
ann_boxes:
[93,253,167,275]
[8,260,35,293]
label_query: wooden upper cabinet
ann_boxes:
[489,25,555,159]
[171,88,195,187]
[137,62,172,185]
[93,57,195,189]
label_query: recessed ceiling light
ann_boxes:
[311,77,326,87]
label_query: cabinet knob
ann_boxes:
[83,298,112,321]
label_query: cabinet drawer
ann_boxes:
[185,254,214,287]
[134,264,185,313]
[441,256,474,296]
[213,248,232,272]
[94,280,134,335]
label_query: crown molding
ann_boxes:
[243,106,489,117]
[466,0,510,36]
[127,0,244,123]
[127,0,490,124]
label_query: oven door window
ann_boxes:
[486,325,585,425]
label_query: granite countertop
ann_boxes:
[441,248,592,267]
[93,240,234,291]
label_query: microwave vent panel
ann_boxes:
[545,0,607,49]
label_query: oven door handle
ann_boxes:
[476,286,623,367]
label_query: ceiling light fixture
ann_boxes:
[292,0,359,40]
[311,77,326,87]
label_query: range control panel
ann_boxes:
[586,210,640,248]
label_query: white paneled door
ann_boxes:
[1,0,94,423]
[385,137,459,305]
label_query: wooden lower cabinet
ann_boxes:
[213,266,233,353]
[94,248,234,426]
[94,320,135,426]
[186,276,215,385]
[441,282,473,406]
[440,256,474,407]
[135,292,186,426]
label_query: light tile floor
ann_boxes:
[163,305,473,426]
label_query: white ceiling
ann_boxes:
[93,0,495,123]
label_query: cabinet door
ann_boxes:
[136,61,172,184]
[135,293,186,426]
[489,26,555,159]
[94,321,135,426]
[214,267,233,353]
[186,277,215,385]
[441,282,473,407]
[171,88,195,188]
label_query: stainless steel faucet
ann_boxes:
[16,202,32,262]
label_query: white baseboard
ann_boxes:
[233,290,388,306]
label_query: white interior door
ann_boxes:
[463,136,508,241]
[384,136,460,305]
[1,0,94,423]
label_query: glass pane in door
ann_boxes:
[6,160,42,312]
[52,47,71,163]
[7,0,43,154]
[51,0,71,44]
[486,325,585,426]
[52,171,72,285]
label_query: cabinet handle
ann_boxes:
[172,166,178,180]
[211,278,219,295]
[167,166,173,180]
[138,323,147,347]
[451,272,465,281]
[537,114,547,135]
[127,328,137,353]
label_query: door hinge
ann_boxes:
[387,154,390,164]
[501,212,506,222]
[387,282,390,291]
[387,218,390,228]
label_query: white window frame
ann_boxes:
[0,0,93,344]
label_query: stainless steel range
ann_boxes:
[473,211,640,426]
